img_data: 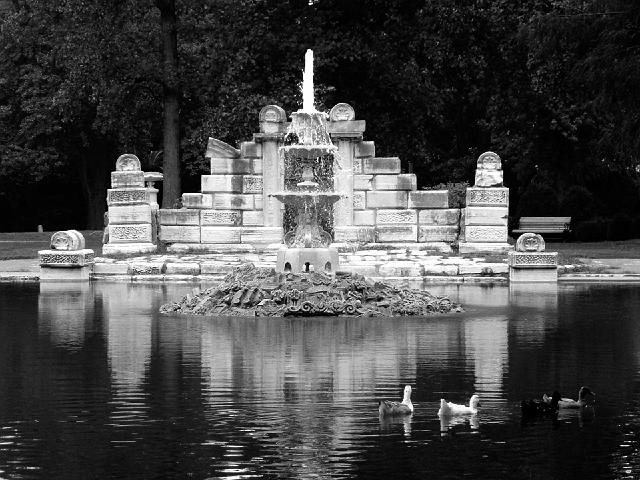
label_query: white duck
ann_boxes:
[552,386,596,409]
[438,394,480,416]
[378,385,414,416]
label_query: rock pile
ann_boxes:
[160,263,462,317]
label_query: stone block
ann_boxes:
[465,225,508,243]
[93,263,129,275]
[379,261,423,277]
[355,141,375,158]
[201,226,242,243]
[174,209,200,225]
[354,174,373,191]
[159,225,201,243]
[210,157,252,174]
[376,225,417,242]
[159,209,177,225]
[108,205,152,224]
[334,226,375,243]
[254,194,263,210]
[107,188,150,206]
[201,175,244,193]
[345,264,379,277]
[418,208,460,226]
[240,141,262,158]
[372,174,417,191]
[353,210,376,226]
[182,193,214,209]
[408,190,448,209]
[376,209,417,225]
[102,243,156,255]
[40,266,91,282]
[49,230,86,250]
[253,158,263,175]
[353,191,366,210]
[418,226,459,242]
[129,262,164,275]
[212,193,254,210]
[242,175,263,193]
[466,187,509,207]
[111,171,145,188]
[459,263,509,275]
[241,227,283,244]
[509,267,558,283]
[508,251,558,267]
[366,191,408,209]
[363,157,401,174]
[327,120,366,137]
[38,249,95,267]
[464,206,509,226]
[165,262,201,275]
[421,264,459,276]
[200,262,239,275]
[242,211,264,226]
[353,158,362,174]
[475,169,503,187]
[458,242,513,254]
[200,210,241,226]
[109,224,152,243]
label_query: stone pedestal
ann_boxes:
[39,231,94,282]
[104,154,161,255]
[508,233,558,283]
[459,152,512,253]
[276,247,340,274]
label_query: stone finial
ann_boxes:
[329,103,355,122]
[477,151,502,170]
[115,154,142,171]
[50,230,86,251]
[259,105,287,123]
[515,233,545,252]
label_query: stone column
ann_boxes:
[508,233,558,282]
[39,230,94,281]
[255,105,287,231]
[327,103,366,242]
[458,151,512,254]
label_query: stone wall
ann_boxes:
[157,104,471,252]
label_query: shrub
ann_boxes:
[632,215,640,239]
[560,185,596,222]
[606,213,633,241]
[517,183,560,217]
[422,181,469,208]
[575,219,607,242]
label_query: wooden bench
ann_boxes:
[512,216,572,239]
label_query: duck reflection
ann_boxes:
[379,413,413,437]
[439,413,479,436]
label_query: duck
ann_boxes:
[438,394,480,416]
[552,386,596,409]
[521,390,561,417]
[378,385,414,416]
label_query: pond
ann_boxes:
[1,281,640,479]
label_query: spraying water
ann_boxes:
[301,49,314,113]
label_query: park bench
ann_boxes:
[512,216,572,240]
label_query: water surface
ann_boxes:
[1,281,640,479]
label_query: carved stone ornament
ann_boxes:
[329,103,355,122]
[477,151,502,170]
[115,154,141,172]
[515,232,546,252]
[259,105,287,123]
[50,230,85,251]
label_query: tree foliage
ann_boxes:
[1,0,638,230]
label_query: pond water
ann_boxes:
[1,281,640,479]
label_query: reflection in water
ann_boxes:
[0,282,637,478]
[439,413,479,435]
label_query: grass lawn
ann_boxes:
[0,231,104,260]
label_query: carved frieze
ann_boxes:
[50,230,85,251]
[109,224,153,243]
[465,225,508,243]
[466,188,509,207]
[376,209,417,225]
[200,210,242,226]
[515,233,546,252]
[107,188,149,206]
[243,175,263,193]
[477,151,502,170]
[329,103,355,122]
[508,252,558,267]
[259,105,287,123]
[39,249,94,266]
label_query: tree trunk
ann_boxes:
[76,140,113,229]
[156,0,181,208]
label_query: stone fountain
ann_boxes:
[271,50,342,274]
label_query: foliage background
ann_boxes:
[0,0,638,231]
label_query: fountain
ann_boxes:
[159,50,461,317]
[271,49,341,274]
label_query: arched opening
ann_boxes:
[324,262,332,272]
[304,262,311,273]
[284,262,292,272]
